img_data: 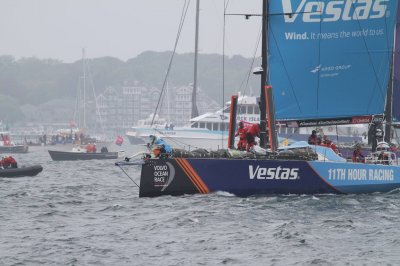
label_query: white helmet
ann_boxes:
[377,141,390,151]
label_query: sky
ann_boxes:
[0,0,262,63]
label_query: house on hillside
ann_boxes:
[96,84,220,132]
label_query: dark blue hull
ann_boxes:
[139,158,400,197]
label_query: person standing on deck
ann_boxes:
[352,144,365,163]
[246,123,260,152]
[308,130,320,145]
[235,121,247,151]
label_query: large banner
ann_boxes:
[268,0,398,121]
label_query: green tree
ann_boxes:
[0,94,25,124]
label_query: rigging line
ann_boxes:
[226,11,317,17]
[373,0,394,114]
[150,0,191,127]
[151,127,203,150]
[152,0,190,126]
[73,75,81,127]
[87,65,102,133]
[235,23,262,120]
[86,59,106,136]
[393,127,400,142]
[269,25,302,114]
[117,165,140,188]
[315,1,323,131]
[348,1,387,109]
[237,21,262,107]
[335,125,339,146]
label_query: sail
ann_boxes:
[268,0,398,124]
[393,3,400,124]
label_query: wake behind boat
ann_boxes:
[0,165,43,178]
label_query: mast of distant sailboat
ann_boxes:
[82,48,87,130]
[191,0,200,118]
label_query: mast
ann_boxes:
[259,0,278,151]
[259,0,268,148]
[384,13,399,143]
[82,48,87,129]
[191,0,200,118]
[384,59,394,143]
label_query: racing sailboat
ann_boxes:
[121,0,400,197]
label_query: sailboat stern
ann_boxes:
[139,159,208,197]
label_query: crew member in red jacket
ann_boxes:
[321,135,339,154]
[0,156,18,168]
[246,123,260,152]
[86,143,97,153]
[235,121,247,151]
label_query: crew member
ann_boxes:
[321,135,339,154]
[308,130,320,145]
[378,151,389,165]
[149,135,172,157]
[115,136,124,146]
[377,142,390,165]
[86,143,96,153]
[246,123,260,152]
[352,144,364,163]
[235,121,247,151]
[1,134,11,146]
[0,155,17,168]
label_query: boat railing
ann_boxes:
[364,152,398,166]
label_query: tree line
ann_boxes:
[0,51,260,125]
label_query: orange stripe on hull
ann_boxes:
[175,159,203,193]
[181,159,209,194]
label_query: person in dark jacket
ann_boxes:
[308,130,320,145]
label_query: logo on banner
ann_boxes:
[249,165,300,180]
[282,0,388,23]
[153,162,175,191]
[310,64,322,73]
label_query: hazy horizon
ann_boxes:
[1,0,262,63]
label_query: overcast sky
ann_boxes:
[0,0,262,63]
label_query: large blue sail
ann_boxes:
[268,0,398,124]
[393,3,400,124]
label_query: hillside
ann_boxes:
[0,52,261,125]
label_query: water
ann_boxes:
[1,144,400,265]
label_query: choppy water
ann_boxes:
[1,144,400,266]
